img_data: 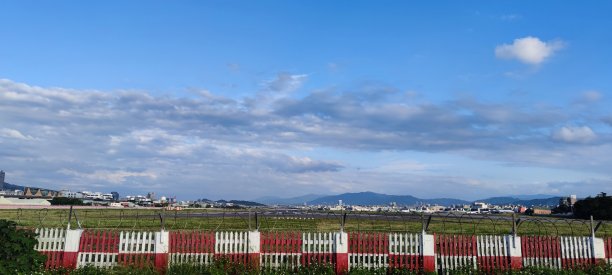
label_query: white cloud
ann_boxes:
[552,126,597,143]
[495,36,564,65]
[0,128,33,140]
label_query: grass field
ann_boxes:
[1,208,610,237]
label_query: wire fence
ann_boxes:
[1,208,611,237]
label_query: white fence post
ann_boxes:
[334,231,349,274]
[421,232,436,273]
[591,237,606,264]
[154,230,169,272]
[505,235,522,270]
[248,230,261,268]
[63,229,83,269]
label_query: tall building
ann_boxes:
[0,170,5,190]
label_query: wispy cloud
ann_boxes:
[552,126,597,144]
[0,128,34,140]
[265,73,308,94]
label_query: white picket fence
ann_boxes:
[168,231,215,266]
[35,228,66,252]
[215,231,249,254]
[119,231,156,254]
[34,228,66,269]
[302,232,335,254]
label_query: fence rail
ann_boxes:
[34,228,612,274]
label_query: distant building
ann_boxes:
[471,202,488,212]
[596,192,607,198]
[24,187,58,198]
[111,191,120,201]
[59,190,84,199]
[559,194,578,207]
[531,208,552,215]
[0,170,5,189]
[0,189,23,196]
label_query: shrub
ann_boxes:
[50,197,86,206]
[0,219,47,274]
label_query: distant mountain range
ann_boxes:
[0,181,26,191]
[254,192,562,207]
[256,194,324,205]
[306,192,469,206]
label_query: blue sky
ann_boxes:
[0,1,611,200]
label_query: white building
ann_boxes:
[0,189,24,196]
[472,202,489,210]
[59,190,85,199]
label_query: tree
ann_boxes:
[573,196,612,220]
[552,204,572,214]
[0,219,46,274]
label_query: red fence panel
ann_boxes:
[476,235,510,273]
[261,231,302,269]
[348,232,389,270]
[436,234,477,271]
[77,230,120,268]
[521,236,561,269]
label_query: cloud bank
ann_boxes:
[0,78,610,199]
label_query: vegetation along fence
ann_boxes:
[34,228,612,274]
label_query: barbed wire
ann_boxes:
[2,207,611,237]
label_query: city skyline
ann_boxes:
[1,1,611,200]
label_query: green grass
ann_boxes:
[1,208,610,236]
